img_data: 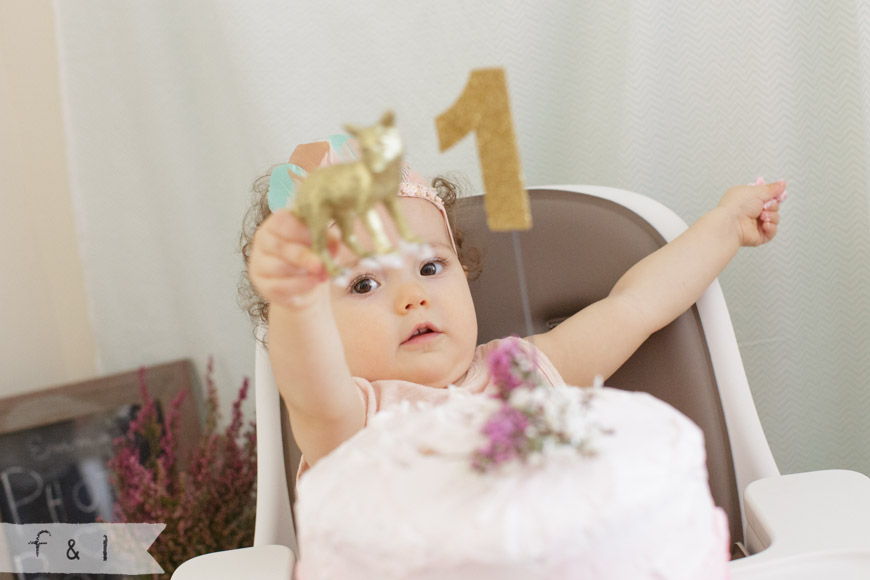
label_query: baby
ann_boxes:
[242,137,786,474]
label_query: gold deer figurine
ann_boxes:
[292,111,419,275]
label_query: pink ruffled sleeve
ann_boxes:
[295,378,377,481]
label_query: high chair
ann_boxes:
[173,186,870,579]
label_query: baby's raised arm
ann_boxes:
[248,209,364,466]
[533,180,786,386]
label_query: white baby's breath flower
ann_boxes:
[399,240,436,261]
[474,340,614,472]
[516,355,536,375]
[508,388,532,407]
[331,270,351,287]
[376,252,404,270]
[540,392,567,430]
[541,437,560,455]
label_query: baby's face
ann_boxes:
[329,198,478,386]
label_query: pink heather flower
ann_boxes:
[473,403,533,472]
[486,337,542,399]
[475,338,612,473]
[128,367,158,435]
[158,389,186,476]
[482,404,529,443]
[229,377,250,436]
[108,357,256,578]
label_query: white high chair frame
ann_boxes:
[173,186,870,579]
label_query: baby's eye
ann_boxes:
[420,260,445,276]
[351,276,380,294]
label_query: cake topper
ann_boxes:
[437,68,531,231]
[267,67,532,297]
[268,111,420,276]
[437,67,536,336]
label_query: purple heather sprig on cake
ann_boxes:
[486,337,540,396]
[472,337,610,473]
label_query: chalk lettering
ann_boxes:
[0,467,43,524]
[45,478,65,522]
[72,479,98,514]
[26,431,113,463]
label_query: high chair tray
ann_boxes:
[730,469,870,578]
[171,545,295,580]
[729,549,870,580]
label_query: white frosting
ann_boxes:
[295,387,730,580]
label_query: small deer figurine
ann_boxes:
[292,111,419,275]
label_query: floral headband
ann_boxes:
[267,134,457,254]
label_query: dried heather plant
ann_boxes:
[108,358,256,578]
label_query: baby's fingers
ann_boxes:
[252,276,325,308]
[249,252,328,302]
[266,209,313,242]
[251,252,324,280]
[255,222,323,271]
[761,180,787,208]
[280,243,326,275]
[759,209,780,225]
[761,199,779,212]
[760,220,778,243]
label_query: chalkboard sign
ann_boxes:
[0,405,135,525]
[0,360,200,580]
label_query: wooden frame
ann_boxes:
[0,359,200,444]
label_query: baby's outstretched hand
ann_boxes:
[718,178,787,247]
[249,210,337,309]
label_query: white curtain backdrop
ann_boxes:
[54,0,870,476]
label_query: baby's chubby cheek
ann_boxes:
[329,309,390,378]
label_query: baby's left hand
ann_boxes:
[718,178,787,247]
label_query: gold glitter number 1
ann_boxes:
[436,68,532,231]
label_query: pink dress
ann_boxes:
[296,337,564,479]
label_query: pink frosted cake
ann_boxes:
[294,346,730,579]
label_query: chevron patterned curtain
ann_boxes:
[55,1,870,475]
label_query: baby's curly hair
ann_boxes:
[238,169,482,330]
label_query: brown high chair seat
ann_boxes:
[456,188,742,548]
